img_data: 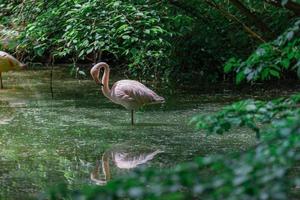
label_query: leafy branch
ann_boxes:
[190,94,300,139]
[224,19,300,84]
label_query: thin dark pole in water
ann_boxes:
[131,110,134,125]
[50,64,54,99]
[0,72,3,89]
[48,55,54,99]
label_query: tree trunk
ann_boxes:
[229,0,275,39]
[169,0,268,42]
[265,0,300,15]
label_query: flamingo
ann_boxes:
[90,145,163,185]
[90,62,165,125]
[0,51,26,89]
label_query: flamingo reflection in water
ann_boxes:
[91,145,163,185]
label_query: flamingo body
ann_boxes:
[110,79,165,110]
[90,62,164,124]
[0,51,25,72]
[0,51,25,89]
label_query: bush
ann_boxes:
[224,19,300,84]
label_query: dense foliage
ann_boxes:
[225,18,300,84]
[1,0,186,81]
[19,1,181,80]
[191,94,300,139]
[1,0,298,83]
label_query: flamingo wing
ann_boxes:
[111,80,164,110]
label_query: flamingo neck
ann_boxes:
[90,153,111,185]
[100,63,111,99]
[102,153,111,181]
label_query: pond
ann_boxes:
[0,68,295,199]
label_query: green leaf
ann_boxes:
[122,35,130,40]
[236,72,245,84]
[281,59,290,69]
[269,69,280,78]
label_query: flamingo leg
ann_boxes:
[131,110,134,125]
[0,72,3,89]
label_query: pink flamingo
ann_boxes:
[0,51,26,89]
[90,62,165,125]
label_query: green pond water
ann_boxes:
[0,68,296,199]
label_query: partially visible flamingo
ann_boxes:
[0,51,26,89]
[90,62,165,125]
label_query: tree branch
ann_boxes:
[229,0,276,39]
[265,0,300,16]
[204,0,267,43]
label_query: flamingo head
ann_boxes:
[12,59,26,71]
[90,63,101,85]
[20,63,27,70]
[9,59,26,71]
[91,63,107,87]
